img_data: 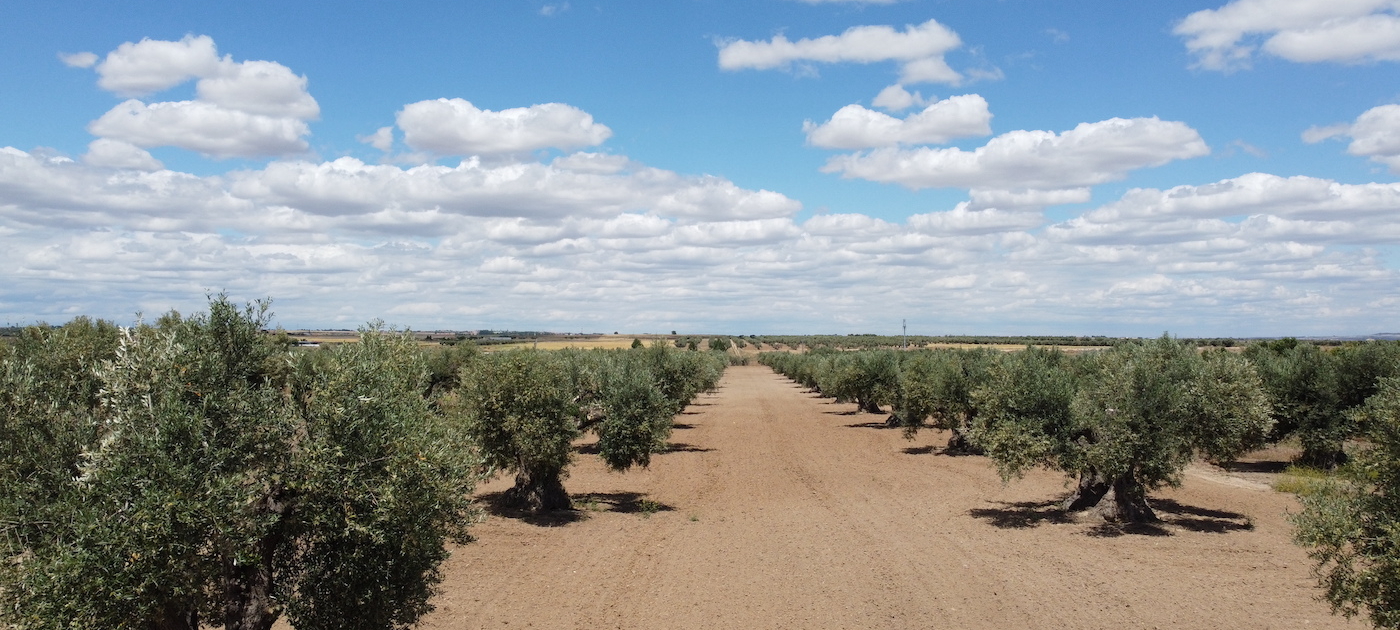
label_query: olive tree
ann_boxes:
[0,298,480,630]
[456,344,722,513]
[458,350,579,512]
[1245,340,1400,468]
[891,348,995,451]
[819,350,899,414]
[1246,340,1347,466]
[1293,377,1400,629]
[972,339,1272,523]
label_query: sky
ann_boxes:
[2,0,1399,336]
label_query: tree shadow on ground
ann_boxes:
[671,423,696,430]
[1150,498,1254,534]
[968,500,1076,529]
[575,441,713,455]
[969,496,1253,537]
[477,491,674,527]
[843,421,897,429]
[902,445,937,455]
[1220,460,1289,473]
[664,442,714,453]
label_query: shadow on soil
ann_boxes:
[898,444,980,457]
[478,491,674,527]
[576,442,713,455]
[969,497,1255,537]
[663,442,715,453]
[1220,460,1289,473]
[840,420,896,431]
[671,423,697,430]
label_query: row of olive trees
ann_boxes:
[0,299,724,630]
[1244,338,1400,467]
[0,298,480,630]
[439,342,726,512]
[762,339,1276,522]
[763,339,1400,627]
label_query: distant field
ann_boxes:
[921,343,1105,354]
[483,335,667,352]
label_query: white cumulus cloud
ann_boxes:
[94,34,224,95]
[79,36,319,159]
[88,100,311,159]
[82,138,163,171]
[396,98,612,156]
[1304,104,1400,172]
[717,19,964,85]
[821,116,1209,190]
[871,84,928,112]
[803,94,992,149]
[195,60,320,120]
[358,127,394,152]
[1175,0,1400,71]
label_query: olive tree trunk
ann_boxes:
[1091,475,1158,524]
[944,427,982,455]
[221,493,287,630]
[1060,469,1110,512]
[505,467,571,512]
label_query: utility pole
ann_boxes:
[902,319,907,350]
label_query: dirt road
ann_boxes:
[422,365,1358,629]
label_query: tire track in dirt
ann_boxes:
[418,365,1360,630]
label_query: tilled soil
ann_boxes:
[421,365,1359,629]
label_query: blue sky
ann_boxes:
[2,0,1399,336]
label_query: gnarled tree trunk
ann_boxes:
[858,398,883,414]
[505,467,571,513]
[1091,475,1158,524]
[1060,469,1110,512]
[221,493,287,630]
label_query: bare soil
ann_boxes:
[421,365,1358,629]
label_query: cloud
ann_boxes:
[58,52,98,68]
[77,36,319,159]
[88,100,311,159]
[94,34,224,96]
[539,2,570,16]
[396,98,613,156]
[1077,172,1400,224]
[194,60,320,119]
[4,143,1396,334]
[82,138,163,171]
[821,116,1209,190]
[803,94,992,149]
[871,84,927,112]
[717,19,964,85]
[908,205,1045,235]
[1175,0,1400,71]
[967,187,1091,210]
[358,126,394,152]
[1305,104,1400,172]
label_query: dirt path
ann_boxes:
[421,365,1358,629]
